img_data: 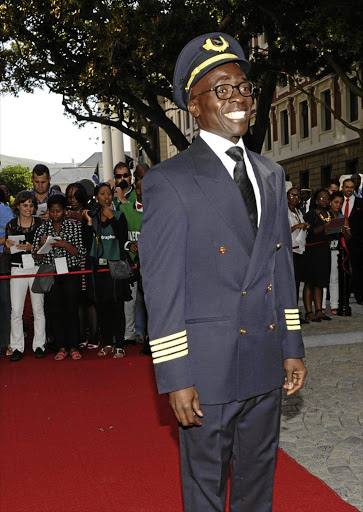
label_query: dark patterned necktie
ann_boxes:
[226,146,258,234]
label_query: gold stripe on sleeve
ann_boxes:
[151,336,187,353]
[149,330,187,347]
[153,349,189,364]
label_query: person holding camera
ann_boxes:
[109,162,136,208]
[83,183,131,358]
[4,191,46,361]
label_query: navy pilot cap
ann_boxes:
[173,32,251,111]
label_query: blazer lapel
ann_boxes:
[190,137,255,256]
[242,150,278,289]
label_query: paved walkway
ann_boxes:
[280,300,363,511]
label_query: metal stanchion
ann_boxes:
[337,240,351,316]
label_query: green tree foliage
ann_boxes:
[0,165,32,196]
[0,0,361,161]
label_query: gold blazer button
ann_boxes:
[276,243,282,249]
[219,247,227,254]
[242,291,247,296]
[267,284,272,292]
[268,324,276,330]
[240,328,247,335]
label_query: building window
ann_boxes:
[346,159,358,174]
[300,100,309,139]
[300,170,309,189]
[349,90,358,122]
[321,165,332,187]
[281,109,289,145]
[265,121,272,151]
[321,90,332,131]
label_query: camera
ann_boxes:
[116,180,129,190]
[87,201,102,218]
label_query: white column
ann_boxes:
[101,124,113,181]
[111,126,125,166]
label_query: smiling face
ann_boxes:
[316,190,331,210]
[96,185,113,207]
[188,62,252,144]
[342,180,355,198]
[18,198,35,218]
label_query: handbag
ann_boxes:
[31,263,55,293]
[109,252,134,280]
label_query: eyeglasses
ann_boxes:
[190,81,254,101]
[115,173,130,179]
[288,193,301,198]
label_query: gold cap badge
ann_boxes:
[203,36,229,53]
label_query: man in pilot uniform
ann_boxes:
[139,33,307,512]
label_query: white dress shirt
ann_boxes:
[342,194,355,217]
[199,130,262,226]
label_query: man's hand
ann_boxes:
[283,358,307,395]
[113,186,127,203]
[169,385,204,427]
[129,241,138,254]
[38,211,50,221]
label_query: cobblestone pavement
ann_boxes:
[280,311,363,512]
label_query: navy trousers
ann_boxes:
[179,387,282,512]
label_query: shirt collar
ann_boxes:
[199,129,247,161]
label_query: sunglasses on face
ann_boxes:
[288,193,301,198]
[115,173,130,179]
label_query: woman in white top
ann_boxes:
[287,188,310,324]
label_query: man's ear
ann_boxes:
[188,100,200,118]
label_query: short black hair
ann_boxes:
[325,178,340,188]
[330,191,344,201]
[113,161,130,175]
[33,164,50,177]
[342,178,354,186]
[47,194,67,209]
[94,182,112,196]
[0,188,5,203]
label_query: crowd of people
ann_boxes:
[0,164,362,361]
[287,174,363,324]
[0,161,150,361]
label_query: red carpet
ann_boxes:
[0,342,358,512]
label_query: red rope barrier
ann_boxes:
[0,267,137,280]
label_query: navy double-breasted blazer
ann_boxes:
[139,136,305,404]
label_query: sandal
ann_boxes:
[79,340,88,349]
[305,311,321,322]
[87,342,100,349]
[6,345,13,356]
[331,309,338,315]
[113,348,126,359]
[97,345,114,357]
[70,349,82,360]
[54,350,68,361]
[315,309,332,321]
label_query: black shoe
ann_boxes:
[124,338,136,346]
[35,347,46,358]
[300,316,309,325]
[140,344,152,356]
[10,349,23,362]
